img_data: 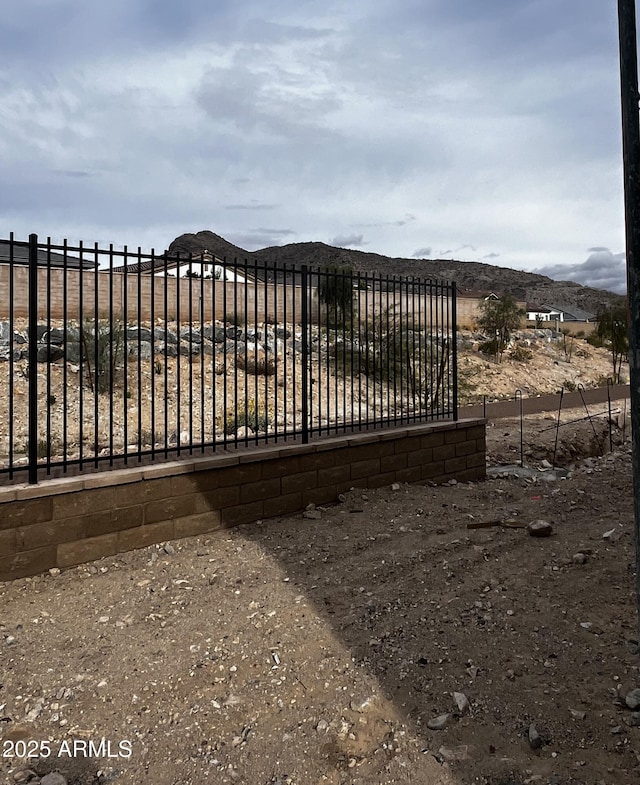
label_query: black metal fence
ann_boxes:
[0,233,457,485]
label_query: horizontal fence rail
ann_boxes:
[0,234,457,484]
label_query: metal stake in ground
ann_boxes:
[618,0,640,645]
[552,387,564,470]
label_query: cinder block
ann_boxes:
[421,461,445,479]
[455,441,477,457]
[281,470,317,495]
[145,495,198,525]
[406,448,433,467]
[16,517,86,551]
[262,456,302,479]
[0,498,53,531]
[432,444,456,461]
[0,546,57,581]
[466,452,486,469]
[444,456,468,474]
[420,432,445,449]
[57,533,119,568]
[393,435,423,454]
[174,511,223,538]
[221,501,265,527]
[199,486,240,511]
[476,437,486,452]
[349,458,380,480]
[317,465,350,486]
[263,492,303,518]
[117,521,175,552]
[444,429,468,444]
[380,453,408,473]
[51,490,110,520]
[463,423,486,439]
[87,505,144,538]
[170,473,219,497]
[217,464,262,487]
[0,528,17,556]
[395,466,422,484]
[298,451,337,471]
[240,478,281,504]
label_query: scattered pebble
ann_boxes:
[427,714,451,731]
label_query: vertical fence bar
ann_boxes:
[28,233,38,484]
[8,234,15,479]
[136,247,143,461]
[301,265,309,443]
[108,245,115,466]
[150,249,156,460]
[45,239,52,475]
[451,282,458,420]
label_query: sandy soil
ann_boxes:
[1,407,638,785]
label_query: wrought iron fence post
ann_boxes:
[301,265,309,443]
[28,233,38,484]
[451,282,458,420]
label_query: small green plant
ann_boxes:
[47,393,57,405]
[154,360,163,375]
[81,318,124,394]
[510,345,532,362]
[562,379,577,392]
[223,398,272,435]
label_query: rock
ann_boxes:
[390,483,401,491]
[540,459,553,469]
[437,745,469,761]
[569,709,586,720]
[527,520,553,538]
[528,723,543,750]
[303,509,322,520]
[427,713,451,730]
[602,529,617,541]
[625,688,640,710]
[453,691,470,714]
[572,552,588,565]
[629,712,640,727]
[37,344,64,363]
[41,774,69,785]
[12,770,38,784]
[316,719,329,732]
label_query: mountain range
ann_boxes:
[168,231,624,315]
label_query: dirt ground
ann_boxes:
[1,407,639,785]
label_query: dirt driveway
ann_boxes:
[1,413,638,785]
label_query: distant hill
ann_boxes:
[168,231,623,315]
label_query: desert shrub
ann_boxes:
[574,347,590,359]
[562,379,577,392]
[479,338,501,357]
[81,318,124,394]
[586,332,604,349]
[224,398,272,435]
[510,345,532,362]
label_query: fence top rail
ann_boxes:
[1,235,456,291]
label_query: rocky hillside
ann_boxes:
[168,230,624,315]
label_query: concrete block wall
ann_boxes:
[0,419,486,581]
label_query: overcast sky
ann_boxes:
[0,0,629,293]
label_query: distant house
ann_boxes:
[111,250,253,283]
[0,239,96,269]
[526,303,595,324]
[526,304,564,323]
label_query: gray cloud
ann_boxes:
[228,228,298,249]
[330,233,365,248]
[412,247,432,258]
[535,249,627,294]
[224,203,277,211]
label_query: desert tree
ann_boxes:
[478,294,525,362]
[596,304,629,383]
